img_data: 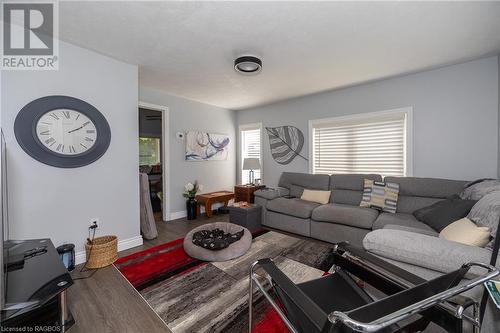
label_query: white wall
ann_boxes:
[498,55,500,178]
[139,87,236,216]
[1,41,141,260]
[237,56,499,185]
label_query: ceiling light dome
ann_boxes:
[234,56,262,75]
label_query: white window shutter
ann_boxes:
[241,127,262,183]
[312,113,407,177]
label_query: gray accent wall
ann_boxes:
[139,87,236,215]
[1,40,140,255]
[237,56,499,186]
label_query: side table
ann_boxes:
[234,185,265,203]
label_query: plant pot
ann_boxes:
[186,197,197,220]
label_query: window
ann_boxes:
[311,109,411,177]
[139,137,161,166]
[240,124,263,184]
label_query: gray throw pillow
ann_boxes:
[413,196,477,232]
[468,191,500,249]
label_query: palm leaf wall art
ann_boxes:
[266,126,308,165]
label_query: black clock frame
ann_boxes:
[14,95,111,168]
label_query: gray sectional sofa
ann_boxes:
[254,172,500,332]
[254,172,466,247]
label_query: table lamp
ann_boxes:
[242,158,261,185]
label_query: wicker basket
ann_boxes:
[85,235,118,269]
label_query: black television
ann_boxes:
[1,129,8,311]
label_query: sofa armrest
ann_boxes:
[382,224,438,237]
[363,229,496,277]
[254,187,290,200]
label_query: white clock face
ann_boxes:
[36,109,97,155]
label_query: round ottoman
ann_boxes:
[183,222,252,262]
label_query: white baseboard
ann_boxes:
[75,235,144,265]
[75,251,86,265]
[168,202,225,221]
[118,235,144,252]
[169,210,187,221]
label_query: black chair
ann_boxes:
[248,245,498,333]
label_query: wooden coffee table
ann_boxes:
[195,191,235,218]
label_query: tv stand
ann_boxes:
[1,239,74,331]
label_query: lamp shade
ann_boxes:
[242,158,261,170]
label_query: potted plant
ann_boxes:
[183,181,202,220]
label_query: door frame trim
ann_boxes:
[139,101,170,222]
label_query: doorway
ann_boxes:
[138,102,169,222]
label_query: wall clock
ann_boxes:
[14,95,111,168]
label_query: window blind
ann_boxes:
[241,127,262,183]
[312,113,407,177]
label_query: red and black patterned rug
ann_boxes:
[115,230,335,333]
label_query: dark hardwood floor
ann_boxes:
[68,213,229,333]
[66,213,445,333]
[119,213,229,257]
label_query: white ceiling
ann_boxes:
[59,1,500,110]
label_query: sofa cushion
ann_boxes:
[382,224,438,237]
[329,190,363,206]
[372,212,436,233]
[311,203,379,229]
[363,229,496,277]
[384,177,467,214]
[331,174,383,191]
[413,196,477,232]
[264,211,311,236]
[267,198,320,219]
[330,174,382,205]
[384,177,467,198]
[290,184,304,198]
[254,187,290,200]
[395,196,443,214]
[311,221,369,248]
[278,172,330,191]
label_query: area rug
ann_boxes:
[115,231,335,333]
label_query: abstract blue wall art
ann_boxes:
[185,131,230,161]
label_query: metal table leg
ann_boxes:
[58,290,75,332]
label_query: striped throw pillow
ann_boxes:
[360,179,400,213]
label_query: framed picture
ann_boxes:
[185,131,230,161]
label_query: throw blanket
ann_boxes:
[468,191,500,249]
[461,179,500,249]
[192,228,244,250]
[461,179,500,200]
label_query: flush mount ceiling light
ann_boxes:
[234,56,262,75]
